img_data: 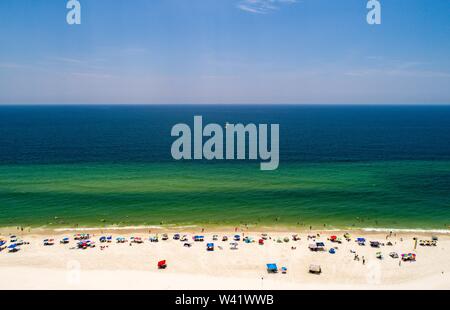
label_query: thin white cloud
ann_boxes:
[237,0,297,14]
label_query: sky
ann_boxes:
[0,0,449,104]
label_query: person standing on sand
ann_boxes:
[362,257,365,265]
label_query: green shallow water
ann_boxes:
[0,161,449,229]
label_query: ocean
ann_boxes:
[0,105,449,229]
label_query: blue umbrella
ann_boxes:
[8,244,17,249]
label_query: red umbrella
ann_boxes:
[330,236,337,240]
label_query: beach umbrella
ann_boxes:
[8,244,17,249]
[330,236,337,240]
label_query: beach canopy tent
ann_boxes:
[207,243,214,251]
[194,236,204,242]
[234,235,241,241]
[74,234,90,240]
[132,237,143,243]
[309,244,318,251]
[0,241,6,247]
[357,238,366,245]
[259,239,264,245]
[283,237,290,243]
[281,267,287,274]
[310,242,325,251]
[60,237,70,244]
[99,236,107,242]
[173,234,180,240]
[370,241,381,248]
[8,244,19,252]
[266,264,278,273]
[43,239,54,246]
[402,253,416,262]
[329,248,336,254]
[389,252,399,258]
[158,260,167,269]
[244,237,254,243]
[309,264,322,274]
[230,242,238,250]
[222,236,228,241]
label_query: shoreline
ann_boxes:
[2,224,450,236]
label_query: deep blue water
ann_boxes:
[1,105,450,164]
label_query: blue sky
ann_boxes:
[0,0,449,104]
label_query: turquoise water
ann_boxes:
[0,161,449,229]
[0,105,449,229]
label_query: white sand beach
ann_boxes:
[0,228,449,290]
